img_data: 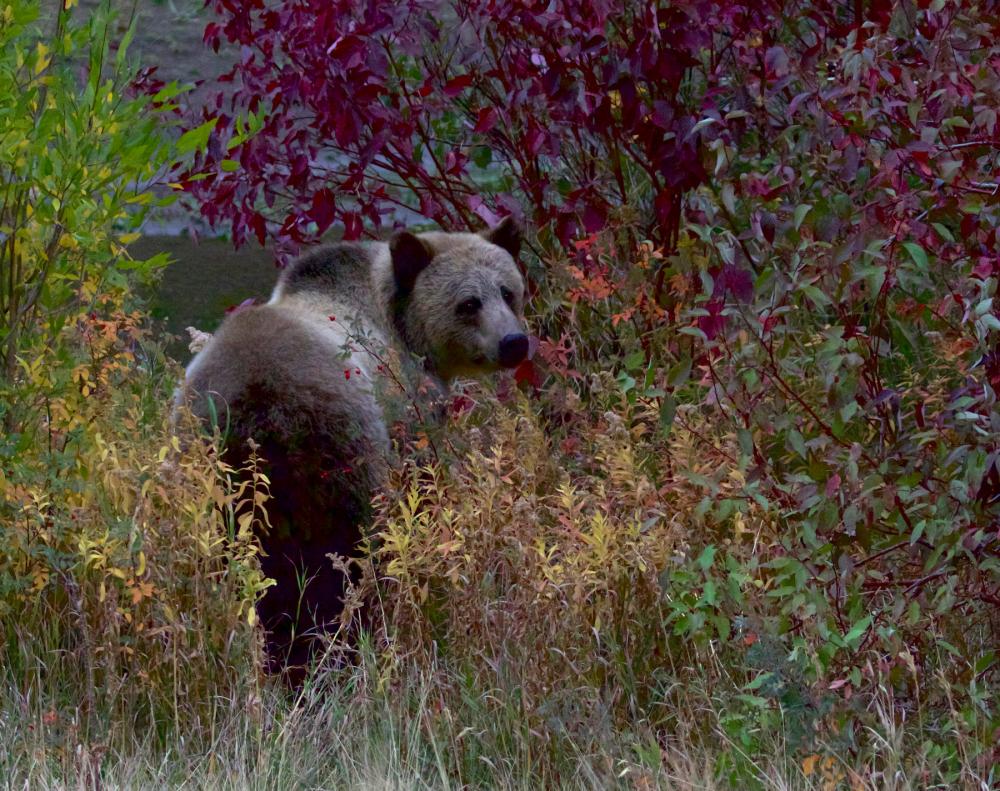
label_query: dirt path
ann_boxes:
[51,0,231,105]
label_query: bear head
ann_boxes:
[390,217,529,381]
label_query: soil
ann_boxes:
[59,0,232,106]
[130,236,277,363]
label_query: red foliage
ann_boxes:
[178,0,783,255]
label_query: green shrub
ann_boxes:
[0,0,267,755]
[0,0,173,397]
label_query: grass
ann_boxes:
[0,648,977,790]
[1,346,995,789]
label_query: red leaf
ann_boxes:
[449,393,475,417]
[468,195,499,226]
[342,212,363,240]
[525,126,545,155]
[250,212,267,246]
[473,107,498,133]
[513,359,542,391]
[308,188,336,234]
[443,74,474,97]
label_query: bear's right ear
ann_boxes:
[390,231,433,295]
[482,216,522,259]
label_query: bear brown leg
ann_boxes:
[256,529,363,688]
[223,387,376,688]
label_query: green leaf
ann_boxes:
[151,81,188,104]
[678,326,708,342]
[931,222,955,242]
[623,350,646,371]
[471,145,492,168]
[843,615,872,645]
[737,428,753,457]
[667,357,691,388]
[659,394,677,435]
[983,314,1000,333]
[937,640,962,658]
[793,203,812,230]
[800,284,831,307]
[746,672,774,691]
[787,429,807,459]
[902,241,929,271]
[696,545,716,572]
[177,118,219,155]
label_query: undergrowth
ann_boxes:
[1,0,998,788]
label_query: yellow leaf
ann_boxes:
[34,42,50,75]
[237,512,253,533]
[802,754,820,776]
[136,551,146,576]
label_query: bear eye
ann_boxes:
[500,286,514,306]
[456,297,482,317]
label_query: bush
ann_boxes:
[0,0,268,754]
[679,0,1000,762]
[174,0,1000,784]
[0,1,176,394]
[179,0,771,255]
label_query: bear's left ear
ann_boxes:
[390,231,433,295]
[482,216,522,259]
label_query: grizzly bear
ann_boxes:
[179,219,527,684]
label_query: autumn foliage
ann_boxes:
[181,0,765,254]
[1,0,999,786]
[179,0,1000,781]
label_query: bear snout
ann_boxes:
[498,333,529,368]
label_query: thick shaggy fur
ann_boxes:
[180,221,525,683]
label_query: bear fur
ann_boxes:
[179,219,527,684]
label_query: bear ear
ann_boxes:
[482,216,522,259]
[390,231,433,294]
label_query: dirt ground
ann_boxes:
[55,0,231,105]
[130,235,277,362]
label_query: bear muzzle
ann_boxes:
[498,333,529,369]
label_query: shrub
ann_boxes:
[0,1,176,396]
[178,0,775,255]
[177,0,1000,784]
[678,0,1000,738]
[0,0,268,751]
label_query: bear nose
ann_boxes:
[498,333,529,369]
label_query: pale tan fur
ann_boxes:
[181,225,525,427]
